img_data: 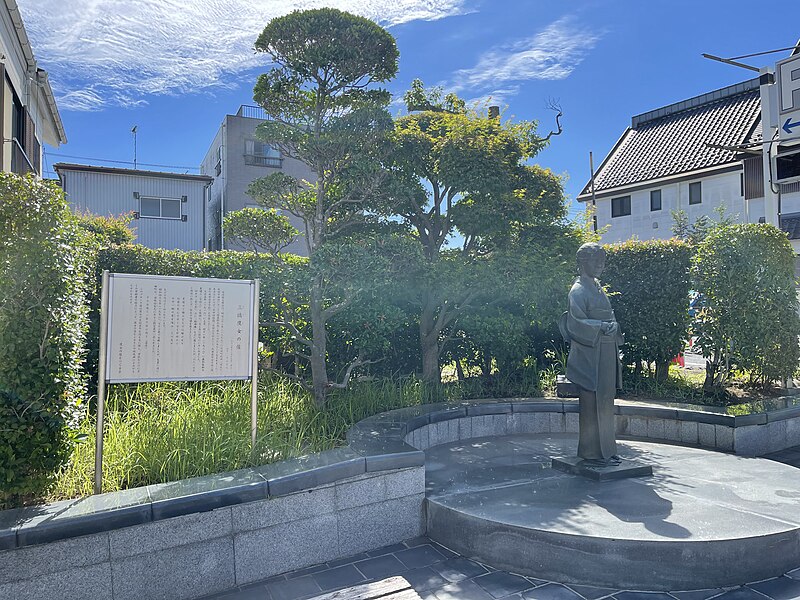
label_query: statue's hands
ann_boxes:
[602,322,618,336]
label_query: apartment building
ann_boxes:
[579,70,800,252]
[200,105,315,255]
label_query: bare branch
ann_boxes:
[265,320,313,348]
[536,99,563,143]
[327,355,384,390]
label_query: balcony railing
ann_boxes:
[236,105,271,120]
[10,138,35,175]
[243,154,282,168]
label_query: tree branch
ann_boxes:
[265,320,313,348]
[323,292,360,319]
[327,354,384,390]
[536,99,563,143]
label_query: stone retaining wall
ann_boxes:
[3,396,799,600]
[0,451,425,600]
[363,399,800,456]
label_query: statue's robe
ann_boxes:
[566,276,624,461]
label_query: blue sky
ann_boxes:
[21,0,800,216]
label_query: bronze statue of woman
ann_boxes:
[564,242,624,464]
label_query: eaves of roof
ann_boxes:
[54,162,213,183]
[5,0,67,145]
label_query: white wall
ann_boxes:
[594,170,747,244]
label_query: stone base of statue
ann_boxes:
[555,375,579,398]
[551,455,653,481]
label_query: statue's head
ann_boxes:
[576,242,606,278]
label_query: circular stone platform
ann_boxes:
[424,434,800,591]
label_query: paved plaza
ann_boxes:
[204,444,800,600]
[205,535,800,600]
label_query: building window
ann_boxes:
[244,140,282,167]
[611,195,631,218]
[650,189,662,211]
[689,182,702,205]
[140,196,182,219]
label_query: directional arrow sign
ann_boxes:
[777,54,800,142]
[783,117,800,136]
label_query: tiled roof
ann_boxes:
[580,79,762,198]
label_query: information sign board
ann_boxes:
[94,272,260,494]
[105,273,256,382]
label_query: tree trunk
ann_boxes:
[655,359,670,383]
[309,275,329,407]
[419,296,440,384]
[703,359,718,394]
[455,360,465,381]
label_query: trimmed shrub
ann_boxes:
[603,239,692,380]
[692,223,800,388]
[0,175,91,504]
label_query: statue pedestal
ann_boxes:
[555,375,580,398]
[551,456,653,481]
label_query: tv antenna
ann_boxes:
[131,125,138,169]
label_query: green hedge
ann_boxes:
[693,223,800,387]
[0,175,92,504]
[603,239,692,380]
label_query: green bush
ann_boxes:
[0,389,69,502]
[603,239,692,380]
[74,211,136,246]
[0,175,91,504]
[692,224,800,388]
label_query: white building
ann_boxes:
[55,163,213,251]
[200,105,315,254]
[579,70,800,252]
[0,0,66,175]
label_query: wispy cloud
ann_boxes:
[449,16,603,100]
[18,0,470,111]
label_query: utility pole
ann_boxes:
[589,151,598,232]
[131,125,138,169]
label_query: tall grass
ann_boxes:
[51,375,439,501]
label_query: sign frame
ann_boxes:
[94,271,260,494]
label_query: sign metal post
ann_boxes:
[250,279,260,450]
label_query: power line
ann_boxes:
[48,152,199,172]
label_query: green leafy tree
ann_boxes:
[693,223,800,390]
[382,81,567,383]
[248,8,399,406]
[223,207,298,255]
[672,205,735,246]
